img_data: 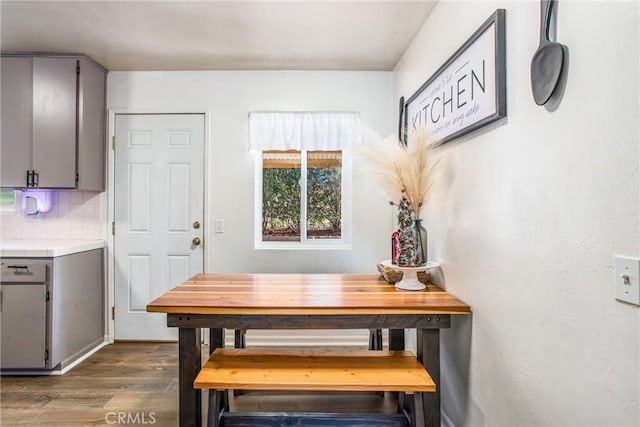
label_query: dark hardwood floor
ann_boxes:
[1,342,398,426]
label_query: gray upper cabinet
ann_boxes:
[32,57,78,188]
[1,57,33,188]
[77,57,107,191]
[0,54,107,190]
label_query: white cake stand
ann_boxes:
[381,259,440,291]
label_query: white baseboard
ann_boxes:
[57,338,107,374]
[223,329,387,347]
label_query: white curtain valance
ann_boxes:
[248,111,362,152]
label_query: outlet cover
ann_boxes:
[615,255,640,306]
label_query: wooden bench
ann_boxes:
[194,348,436,427]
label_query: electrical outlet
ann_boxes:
[614,255,640,306]
[215,219,224,234]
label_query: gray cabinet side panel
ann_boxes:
[77,58,106,191]
[51,249,104,367]
[1,57,33,187]
[32,57,77,188]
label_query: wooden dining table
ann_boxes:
[147,273,471,427]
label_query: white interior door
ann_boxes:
[114,114,204,340]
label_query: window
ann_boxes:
[0,189,16,212]
[250,112,360,249]
[261,149,345,243]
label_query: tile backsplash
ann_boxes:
[0,190,102,240]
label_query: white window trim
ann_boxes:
[254,150,353,251]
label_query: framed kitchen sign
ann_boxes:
[404,9,506,146]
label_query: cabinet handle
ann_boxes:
[25,170,38,187]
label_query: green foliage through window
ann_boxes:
[263,167,301,241]
[262,150,342,242]
[307,166,341,239]
[0,190,15,206]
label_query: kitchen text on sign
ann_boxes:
[410,60,486,134]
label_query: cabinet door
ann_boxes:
[0,284,47,369]
[0,57,33,187]
[32,57,77,188]
[77,58,106,191]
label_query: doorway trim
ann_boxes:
[105,108,212,343]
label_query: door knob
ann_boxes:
[192,237,201,246]
[193,221,200,229]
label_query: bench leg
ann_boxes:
[234,329,246,348]
[233,330,247,398]
[398,392,405,414]
[207,390,224,427]
[389,329,406,408]
[408,392,425,427]
[388,329,405,350]
[209,328,236,407]
[368,328,383,351]
[368,328,385,396]
[209,328,224,354]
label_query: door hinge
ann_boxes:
[75,173,79,184]
[46,289,50,302]
[112,306,115,320]
[112,136,116,150]
[112,221,115,236]
[44,350,49,361]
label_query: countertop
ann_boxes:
[0,240,105,258]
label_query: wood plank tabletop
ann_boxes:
[146,273,471,315]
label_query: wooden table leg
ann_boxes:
[179,327,202,427]
[417,328,440,427]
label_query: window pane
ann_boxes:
[0,190,15,206]
[307,151,341,240]
[262,151,301,241]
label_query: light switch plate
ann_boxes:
[614,255,640,306]
[215,219,224,234]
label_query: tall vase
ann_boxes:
[397,196,419,267]
[414,219,428,266]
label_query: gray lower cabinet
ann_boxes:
[0,249,104,371]
[0,54,107,190]
[0,278,48,368]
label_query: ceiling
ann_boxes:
[1,0,436,72]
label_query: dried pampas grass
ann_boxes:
[357,129,437,217]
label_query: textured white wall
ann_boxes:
[394,0,639,426]
[108,70,394,274]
